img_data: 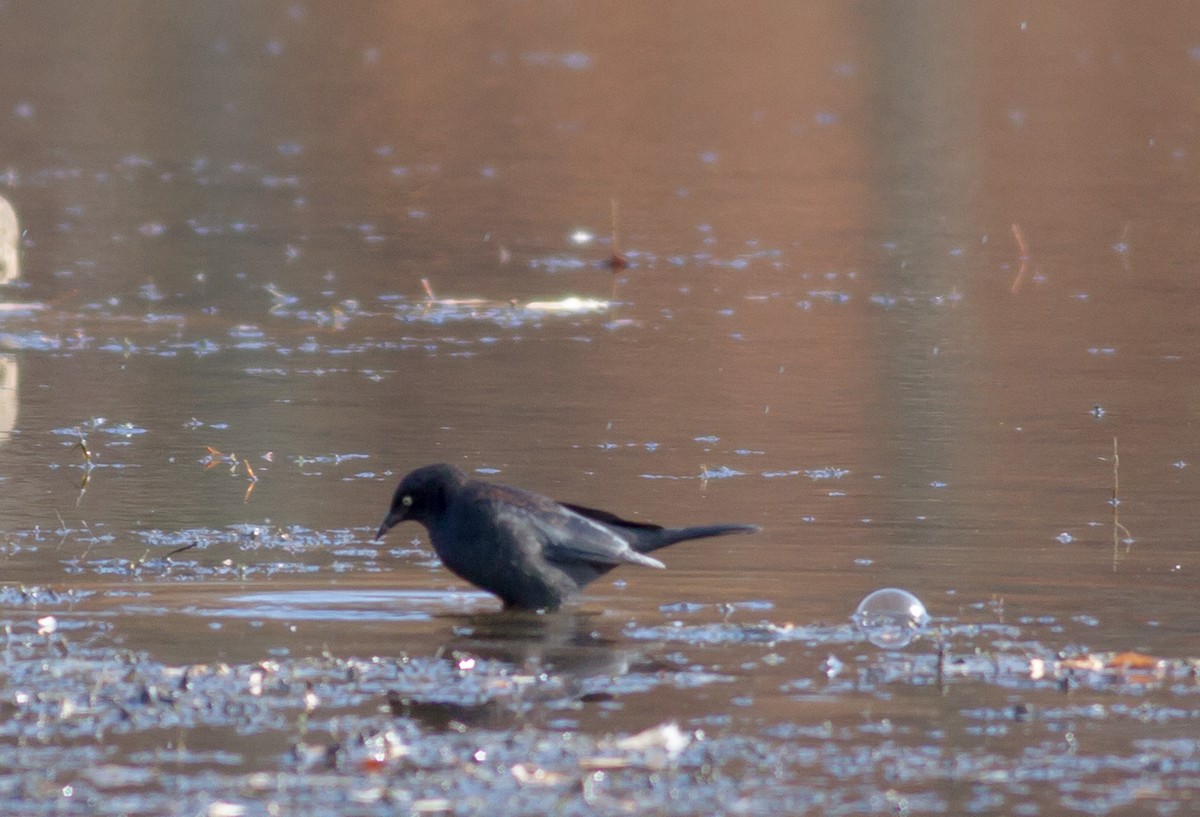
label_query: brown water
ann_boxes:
[1,2,1200,814]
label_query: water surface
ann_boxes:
[1,2,1199,814]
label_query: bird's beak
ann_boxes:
[374,517,395,541]
[374,506,412,537]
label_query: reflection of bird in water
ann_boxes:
[443,610,635,677]
[0,195,18,285]
[0,355,16,445]
[388,611,645,731]
[375,463,759,611]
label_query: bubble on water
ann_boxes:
[852,588,930,648]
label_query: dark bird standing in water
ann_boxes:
[375,463,759,611]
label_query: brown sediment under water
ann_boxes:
[0,2,1198,814]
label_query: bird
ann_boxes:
[374,463,760,612]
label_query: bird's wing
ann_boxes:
[527,501,664,569]
[468,482,665,570]
[559,502,664,533]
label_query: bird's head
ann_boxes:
[375,463,467,539]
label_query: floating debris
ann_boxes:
[201,446,262,502]
[522,296,608,313]
[1033,650,1168,685]
[581,722,692,770]
[0,194,17,284]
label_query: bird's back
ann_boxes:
[429,480,582,609]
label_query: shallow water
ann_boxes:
[1,1,1200,814]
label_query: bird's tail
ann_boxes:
[639,523,760,553]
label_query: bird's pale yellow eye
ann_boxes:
[401,495,413,507]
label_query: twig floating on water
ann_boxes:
[1111,436,1133,570]
[608,197,628,270]
[165,542,198,559]
[1010,222,1032,294]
